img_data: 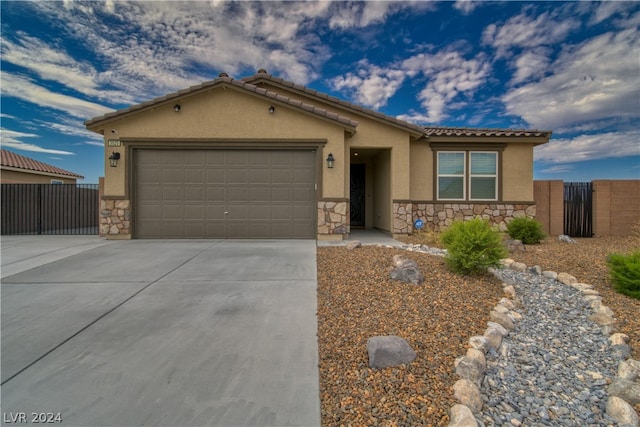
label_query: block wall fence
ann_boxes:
[534,180,640,237]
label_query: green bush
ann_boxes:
[607,251,640,300]
[441,218,508,275]
[506,216,546,244]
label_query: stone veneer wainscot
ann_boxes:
[100,199,131,237]
[413,203,537,232]
[318,201,349,235]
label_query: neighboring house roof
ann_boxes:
[0,149,84,179]
[84,76,359,135]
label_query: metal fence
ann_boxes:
[1,184,99,235]
[564,182,593,237]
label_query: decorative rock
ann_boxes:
[558,234,577,243]
[542,270,558,280]
[453,380,484,414]
[504,239,525,253]
[610,333,630,347]
[490,310,515,331]
[501,258,515,268]
[466,348,487,370]
[618,359,640,381]
[389,257,424,285]
[503,285,516,298]
[557,272,577,285]
[448,404,478,427]
[346,240,362,250]
[596,304,614,317]
[606,395,639,427]
[611,344,632,360]
[510,262,527,272]
[455,354,486,386]
[484,327,503,349]
[571,282,594,291]
[498,298,515,310]
[469,336,489,352]
[486,321,509,337]
[582,289,600,296]
[528,265,542,275]
[588,312,616,326]
[608,378,640,405]
[367,335,416,369]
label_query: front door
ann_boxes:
[350,164,365,227]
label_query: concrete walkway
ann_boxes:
[1,237,319,427]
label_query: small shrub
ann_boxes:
[506,216,546,244]
[441,218,508,276]
[607,251,640,300]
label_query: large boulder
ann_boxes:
[448,404,478,426]
[606,396,639,426]
[390,256,424,285]
[608,378,640,405]
[367,335,417,369]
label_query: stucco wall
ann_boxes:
[410,141,433,201]
[100,87,347,198]
[503,144,534,201]
[0,170,77,184]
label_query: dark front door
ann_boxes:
[350,164,365,227]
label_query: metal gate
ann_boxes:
[1,184,99,235]
[564,182,593,237]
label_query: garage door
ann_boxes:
[134,149,316,238]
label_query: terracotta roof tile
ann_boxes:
[1,149,84,179]
[423,126,552,138]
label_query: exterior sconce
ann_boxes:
[326,153,335,168]
[268,105,275,114]
[108,152,121,168]
[173,104,181,112]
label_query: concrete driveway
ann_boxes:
[1,236,319,427]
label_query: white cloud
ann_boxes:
[0,129,74,155]
[539,165,574,174]
[510,47,551,85]
[535,130,640,164]
[329,61,406,109]
[400,51,491,123]
[483,10,580,58]
[453,1,482,15]
[503,28,640,129]
[1,73,111,119]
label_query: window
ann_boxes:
[470,152,497,200]
[437,152,465,200]
[51,179,64,184]
[437,151,498,201]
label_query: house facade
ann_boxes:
[85,70,551,240]
[0,149,83,184]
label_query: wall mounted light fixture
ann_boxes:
[326,153,335,169]
[108,152,121,168]
[268,105,275,114]
[173,104,181,112]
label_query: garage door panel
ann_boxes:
[135,149,315,238]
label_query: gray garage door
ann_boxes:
[134,149,316,238]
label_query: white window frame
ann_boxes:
[437,151,466,201]
[469,151,498,201]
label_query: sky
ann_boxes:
[1,0,639,184]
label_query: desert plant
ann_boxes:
[607,251,640,300]
[506,216,546,244]
[441,218,508,275]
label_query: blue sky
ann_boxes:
[1,0,639,184]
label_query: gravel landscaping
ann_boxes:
[317,235,639,425]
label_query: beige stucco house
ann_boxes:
[85,69,551,240]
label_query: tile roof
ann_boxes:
[242,71,426,136]
[0,149,84,179]
[85,69,551,141]
[423,126,552,138]
[85,77,359,132]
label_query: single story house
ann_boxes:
[85,69,551,240]
[0,149,84,184]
